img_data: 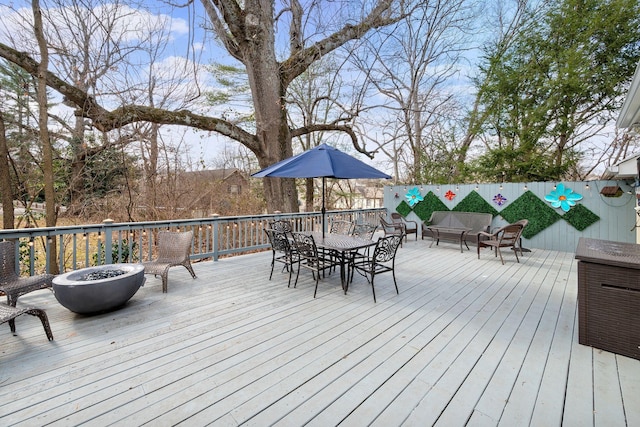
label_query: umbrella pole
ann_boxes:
[322,177,326,238]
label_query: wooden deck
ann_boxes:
[2,238,639,426]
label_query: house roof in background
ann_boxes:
[181,169,247,181]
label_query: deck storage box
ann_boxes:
[575,237,640,360]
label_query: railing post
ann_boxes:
[103,218,114,265]
[211,214,219,261]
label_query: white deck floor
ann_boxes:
[1,238,639,426]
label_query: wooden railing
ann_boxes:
[0,208,385,275]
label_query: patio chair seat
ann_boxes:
[142,231,197,293]
[1,302,53,340]
[0,241,54,308]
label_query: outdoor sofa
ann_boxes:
[422,211,493,250]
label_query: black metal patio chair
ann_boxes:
[264,228,299,288]
[351,233,403,302]
[290,232,341,298]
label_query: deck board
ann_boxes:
[1,239,639,426]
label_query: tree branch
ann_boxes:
[290,123,373,158]
[0,42,260,152]
[280,0,407,85]
[201,0,243,60]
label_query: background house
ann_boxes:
[178,168,250,216]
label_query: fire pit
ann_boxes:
[53,263,145,314]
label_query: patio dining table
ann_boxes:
[309,231,377,292]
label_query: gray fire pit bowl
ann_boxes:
[53,263,145,314]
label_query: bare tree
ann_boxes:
[32,0,59,272]
[0,0,410,213]
[286,56,356,212]
[353,0,474,184]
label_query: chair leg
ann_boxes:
[162,273,169,293]
[392,269,399,295]
[313,271,320,298]
[30,308,54,341]
[371,273,377,303]
[293,261,301,288]
[287,263,294,288]
[497,247,504,265]
[184,263,197,279]
[269,254,275,280]
[6,295,17,333]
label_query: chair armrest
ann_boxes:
[477,230,493,240]
[404,219,418,228]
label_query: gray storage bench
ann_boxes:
[422,211,492,252]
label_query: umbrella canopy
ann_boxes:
[252,143,392,236]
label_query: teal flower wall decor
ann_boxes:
[544,183,583,212]
[405,187,424,207]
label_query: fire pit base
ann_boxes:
[53,264,145,314]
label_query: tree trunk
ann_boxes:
[32,0,59,273]
[68,112,86,215]
[0,114,15,229]
[242,0,298,213]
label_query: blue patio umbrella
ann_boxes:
[252,143,392,237]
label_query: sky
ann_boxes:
[0,1,633,178]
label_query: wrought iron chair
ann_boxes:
[291,232,341,298]
[351,234,403,302]
[349,223,379,273]
[269,219,293,233]
[391,212,418,241]
[329,219,354,235]
[0,240,55,334]
[351,223,378,239]
[264,228,299,287]
[142,231,197,292]
[477,222,526,264]
[1,302,53,340]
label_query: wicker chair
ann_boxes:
[1,302,53,340]
[513,219,529,255]
[477,222,526,265]
[391,212,418,241]
[0,240,54,310]
[142,231,197,293]
[351,234,403,302]
[379,216,404,246]
[264,228,299,287]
